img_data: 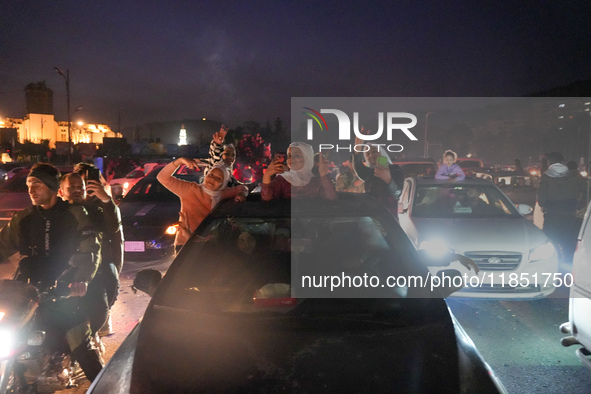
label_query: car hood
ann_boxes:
[411,217,547,253]
[119,201,180,227]
[128,301,462,393]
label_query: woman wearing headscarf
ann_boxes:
[261,142,337,201]
[157,158,248,251]
[352,141,404,217]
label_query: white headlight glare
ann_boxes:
[0,328,15,358]
[418,239,453,259]
[529,242,556,262]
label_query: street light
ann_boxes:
[54,67,71,164]
[424,111,436,158]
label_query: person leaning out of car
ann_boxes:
[435,150,465,181]
[157,158,248,252]
[261,141,337,201]
[352,129,404,217]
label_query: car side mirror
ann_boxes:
[517,204,533,215]
[133,269,162,297]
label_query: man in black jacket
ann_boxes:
[0,163,104,381]
[65,163,124,336]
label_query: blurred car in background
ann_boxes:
[0,162,29,182]
[109,167,148,199]
[392,158,438,178]
[475,165,537,188]
[119,167,201,260]
[455,157,484,177]
[398,177,559,298]
[0,168,31,229]
[119,176,180,260]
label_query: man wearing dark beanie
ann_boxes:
[0,162,104,381]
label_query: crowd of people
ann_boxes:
[1,119,588,383]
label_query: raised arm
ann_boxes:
[157,158,200,196]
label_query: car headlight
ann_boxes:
[0,327,15,358]
[418,238,454,259]
[529,241,555,262]
[123,182,129,190]
[165,224,178,235]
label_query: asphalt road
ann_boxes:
[447,288,591,393]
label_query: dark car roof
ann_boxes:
[203,192,396,222]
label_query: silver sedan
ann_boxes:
[398,177,559,298]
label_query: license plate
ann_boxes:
[125,241,145,252]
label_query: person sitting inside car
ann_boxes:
[261,142,337,201]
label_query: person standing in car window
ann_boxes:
[158,159,248,252]
[352,129,404,217]
[261,142,337,201]
[435,150,465,181]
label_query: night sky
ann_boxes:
[1,0,590,137]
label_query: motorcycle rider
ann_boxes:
[0,163,104,381]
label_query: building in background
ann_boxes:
[0,81,117,151]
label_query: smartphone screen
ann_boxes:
[377,156,389,167]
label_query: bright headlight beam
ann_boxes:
[0,328,15,358]
[419,239,452,259]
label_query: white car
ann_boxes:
[560,201,591,370]
[398,177,559,298]
[109,163,163,198]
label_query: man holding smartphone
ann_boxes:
[69,163,123,336]
[352,130,404,218]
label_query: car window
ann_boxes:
[153,214,435,318]
[123,179,179,203]
[412,184,519,218]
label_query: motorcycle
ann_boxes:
[0,279,104,393]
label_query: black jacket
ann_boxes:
[0,199,100,288]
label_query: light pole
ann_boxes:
[424,111,435,158]
[54,67,71,164]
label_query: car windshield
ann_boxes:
[122,178,179,203]
[153,213,438,319]
[412,184,519,219]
